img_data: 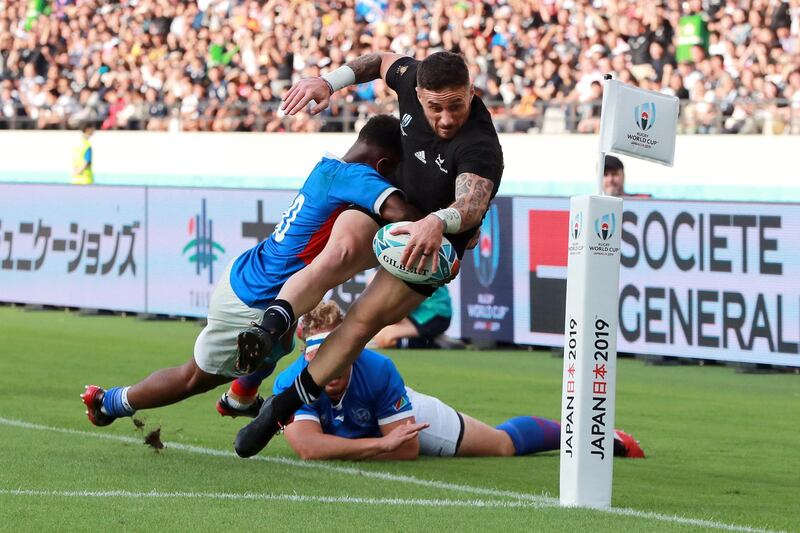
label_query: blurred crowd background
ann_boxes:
[1,0,799,134]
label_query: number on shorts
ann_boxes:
[273,194,305,242]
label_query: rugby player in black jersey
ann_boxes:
[234,51,504,458]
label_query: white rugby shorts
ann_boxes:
[407,387,465,457]
[194,259,292,377]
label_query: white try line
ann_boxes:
[0,489,539,509]
[0,417,783,533]
[0,416,554,505]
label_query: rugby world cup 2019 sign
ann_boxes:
[560,194,623,509]
[599,80,679,167]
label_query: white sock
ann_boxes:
[121,387,136,415]
[225,393,254,409]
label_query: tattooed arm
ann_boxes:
[448,172,495,231]
[349,52,407,84]
[282,53,406,115]
[393,172,495,273]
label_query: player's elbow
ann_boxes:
[396,437,421,461]
[297,449,322,461]
[379,194,423,222]
[378,204,404,223]
[294,443,325,461]
[287,437,323,461]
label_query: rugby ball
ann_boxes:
[373,222,460,285]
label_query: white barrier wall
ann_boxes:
[2,131,800,202]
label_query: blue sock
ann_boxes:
[101,386,135,418]
[497,416,561,455]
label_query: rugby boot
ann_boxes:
[80,385,115,427]
[236,322,273,374]
[234,395,292,458]
[613,429,645,458]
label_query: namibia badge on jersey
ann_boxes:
[394,395,409,411]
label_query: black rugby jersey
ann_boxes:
[385,56,504,256]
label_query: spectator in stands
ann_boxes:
[602,155,651,198]
[602,155,627,197]
[1,0,799,134]
[577,80,603,133]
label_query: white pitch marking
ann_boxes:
[0,489,540,509]
[0,417,784,533]
[0,417,554,505]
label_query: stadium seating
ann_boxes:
[0,0,799,134]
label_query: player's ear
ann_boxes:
[375,156,391,176]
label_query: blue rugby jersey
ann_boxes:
[230,155,398,309]
[274,346,413,438]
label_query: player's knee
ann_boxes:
[497,431,517,457]
[316,235,364,273]
[347,311,385,342]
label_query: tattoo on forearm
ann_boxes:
[347,53,383,83]
[452,172,494,228]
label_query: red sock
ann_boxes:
[230,377,259,403]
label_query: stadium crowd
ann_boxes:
[1,0,799,133]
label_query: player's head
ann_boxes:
[81,122,95,137]
[603,155,625,197]
[415,51,473,140]
[297,301,351,401]
[298,300,344,344]
[355,114,402,177]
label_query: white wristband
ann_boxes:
[321,65,356,92]
[432,208,462,233]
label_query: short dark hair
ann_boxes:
[357,114,402,159]
[417,51,470,91]
[604,155,624,173]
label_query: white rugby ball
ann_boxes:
[373,222,460,285]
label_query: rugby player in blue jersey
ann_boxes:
[265,302,645,461]
[80,115,425,426]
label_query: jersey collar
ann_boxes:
[322,151,344,162]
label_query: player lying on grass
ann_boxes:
[80,115,425,426]
[369,285,453,350]
[226,301,645,460]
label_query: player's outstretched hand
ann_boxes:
[381,420,430,453]
[390,215,444,274]
[281,77,331,116]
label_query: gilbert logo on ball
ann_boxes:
[373,222,459,285]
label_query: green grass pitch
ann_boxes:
[0,306,797,532]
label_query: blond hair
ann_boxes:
[298,301,344,340]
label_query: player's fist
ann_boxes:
[390,215,445,274]
[281,78,331,116]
